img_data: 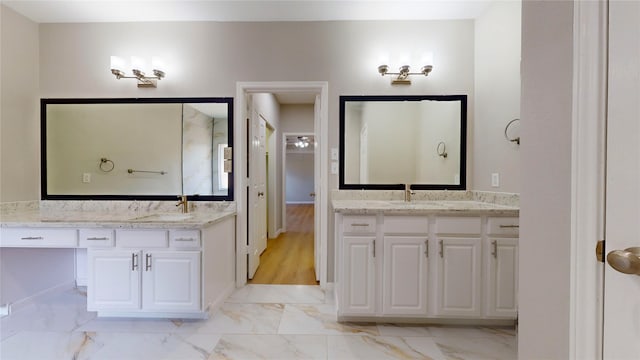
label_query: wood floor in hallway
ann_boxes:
[248,204,318,285]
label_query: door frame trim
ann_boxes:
[235,81,329,288]
[569,1,607,358]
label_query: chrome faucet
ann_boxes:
[176,195,189,213]
[404,184,415,202]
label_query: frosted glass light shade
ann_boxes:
[130,56,146,71]
[110,56,126,70]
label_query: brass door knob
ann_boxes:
[606,247,640,275]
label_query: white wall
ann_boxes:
[285,152,315,203]
[519,0,573,358]
[280,104,315,204]
[280,104,314,133]
[474,1,521,192]
[33,20,476,196]
[0,5,40,202]
[0,5,76,306]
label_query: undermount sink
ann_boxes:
[132,213,194,222]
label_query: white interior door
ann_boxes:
[314,96,321,281]
[248,110,267,279]
[603,1,640,358]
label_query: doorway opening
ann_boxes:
[248,131,317,285]
[235,82,329,288]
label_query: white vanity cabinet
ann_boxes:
[335,210,519,323]
[141,250,201,312]
[338,216,377,315]
[433,217,482,317]
[381,216,429,316]
[87,229,202,314]
[1,211,236,319]
[485,217,519,318]
[87,249,143,310]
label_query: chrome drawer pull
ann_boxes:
[86,237,109,241]
[439,240,444,258]
[145,254,152,271]
[174,238,195,242]
[492,240,498,258]
[499,225,519,229]
[132,253,138,271]
[424,240,429,258]
[351,223,370,227]
[21,236,43,240]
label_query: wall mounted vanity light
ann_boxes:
[378,64,433,85]
[110,56,166,88]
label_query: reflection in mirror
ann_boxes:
[182,103,230,196]
[42,98,233,201]
[339,95,466,190]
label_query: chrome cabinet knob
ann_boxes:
[607,247,640,275]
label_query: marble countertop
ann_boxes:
[332,200,519,216]
[0,209,236,229]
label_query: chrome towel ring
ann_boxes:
[99,157,115,172]
[504,118,520,145]
[437,141,448,158]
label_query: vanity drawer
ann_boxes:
[170,230,201,248]
[434,217,481,235]
[116,229,168,248]
[0,228,78,247]
[383,215,428,234]
[79,229,115,248]
[487,217,519,236]
[342,216,376,234]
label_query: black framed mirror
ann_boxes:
[41,97,234,201]
[339,95,467,190]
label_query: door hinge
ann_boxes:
[596,240,605,263]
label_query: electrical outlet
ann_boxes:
[82,173,91,183]
[491,173,500,187]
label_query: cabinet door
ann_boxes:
[435,237,482,317]
[142,251,201,312]
[87,250,141,311]
[486,238,518,318]
[342,236,376,315]
[382,236,428,315]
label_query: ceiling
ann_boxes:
[3,0,493,23]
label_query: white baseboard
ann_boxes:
[268,228,283,239]
[285,201,315,205]
[7,281,76,315]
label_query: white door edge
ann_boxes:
[235,81,329,289]
[569,1,607,359]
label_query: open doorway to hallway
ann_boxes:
[246,91,320,285]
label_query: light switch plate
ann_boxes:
[223,147,233,160]
[331,148,339,161]
[82,173,91,183]
[331,161,338,174]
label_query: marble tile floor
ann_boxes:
[0,285,517,360]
